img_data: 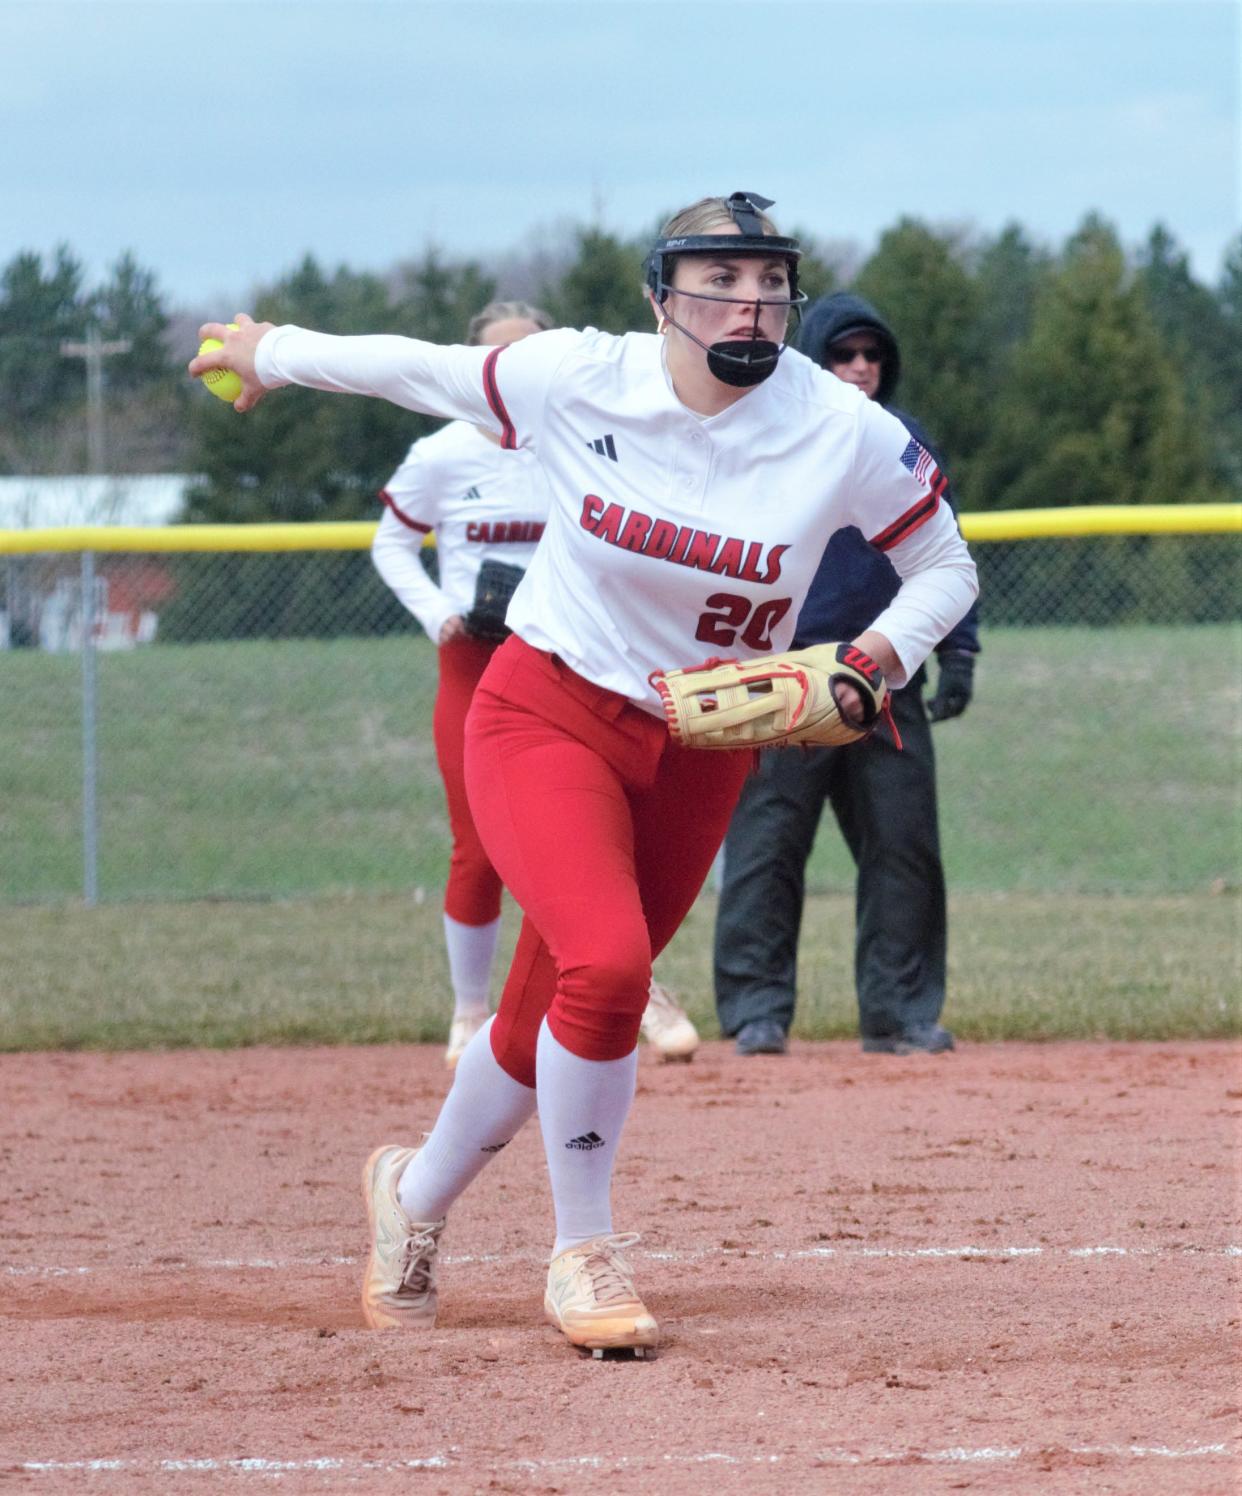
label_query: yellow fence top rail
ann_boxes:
[961,504,1241,541]
[0,504,1238,555]
[0,522,377,555]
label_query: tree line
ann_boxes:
[2,213,1238,517]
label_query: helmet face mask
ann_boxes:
[657,284,793,387]
[645,192,807,388]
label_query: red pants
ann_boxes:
[434,635,504,926]
[464,637,751,1086]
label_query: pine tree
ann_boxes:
[1136,224,1237,489]
[394,248,495,345]
[0,246,86,435]
[1212,235,1242,492]
[544,227,648,335]
[90,252,173,391]
[974,214,1221,511]
[973,223,1050,385]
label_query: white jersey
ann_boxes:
[257,326,979,711]
[373,420,549,642]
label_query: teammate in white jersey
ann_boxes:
[373,300,552,1068]
[192,191,979,1358]
[375,302,702,1069]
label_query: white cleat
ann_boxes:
[639,981,699,1062]
[360,1144,445,1330]
[544,1233,659,1356]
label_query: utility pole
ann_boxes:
[59,326,130,907]
[60,326,132,475]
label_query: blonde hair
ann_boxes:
[659,196,781,240]
[465,300,554,345]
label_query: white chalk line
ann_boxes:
[5,1243,1240,1278]
[15,1444,1236,1476]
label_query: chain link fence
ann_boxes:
[2,521,1239,905]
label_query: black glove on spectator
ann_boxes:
[927,650,975,722]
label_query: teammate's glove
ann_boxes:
[650,643,888,750]
[462,559,525,642]
[927,650,975,723]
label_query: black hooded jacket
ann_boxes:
[791,293,979,661]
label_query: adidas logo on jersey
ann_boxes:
[586,434,618,462]
[565,1130,606,1150]
[461,484,483,501]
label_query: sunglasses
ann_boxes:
[827,343,884,364]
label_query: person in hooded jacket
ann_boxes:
[713,291,981,1057]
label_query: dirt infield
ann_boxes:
[3,1041,1238,1493]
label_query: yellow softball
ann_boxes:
[197,323,243,403]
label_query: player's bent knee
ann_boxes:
[550,953,649,1060]
[547,1003,645,1061]
[444,883,504,926]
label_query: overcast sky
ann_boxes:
[3,0,1237,311]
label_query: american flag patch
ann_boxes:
[899,437,935,486]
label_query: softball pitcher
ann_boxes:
[191,190,978,1358]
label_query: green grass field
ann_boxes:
[0,889,1236,1052]
[2,623,1239,902]
[1,622,1238,1050]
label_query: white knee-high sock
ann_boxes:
[398,1016,537,1222]
[443,913,501,1019]
[536,1018,638,1257]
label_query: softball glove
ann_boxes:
[650,643,888,750]
[462,559,525,642]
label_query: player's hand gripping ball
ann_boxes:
[196,323,243,403]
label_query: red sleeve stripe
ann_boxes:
[379,489,431,533]
[868,473,947,552]
[482,346,518,450]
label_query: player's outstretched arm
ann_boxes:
[192,319,574,446]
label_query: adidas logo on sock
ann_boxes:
[479,1140,509,1153]
[565,1130,605,1151]
[586,434,618,462]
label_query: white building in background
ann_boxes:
[0,475,196,651]
[0,474,193,531]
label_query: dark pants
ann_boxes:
[713,679,946,1041]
